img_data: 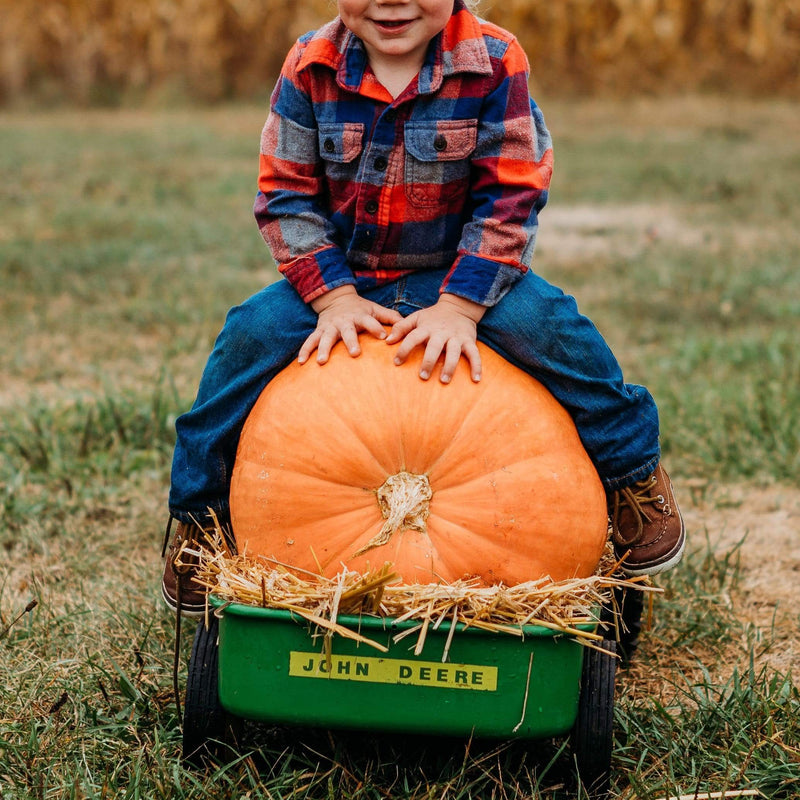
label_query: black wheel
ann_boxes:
[600,586,644,669]
[572,639,617,799]
[183,615,239,765]
[616,587,644,667]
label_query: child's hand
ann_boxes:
[386,295,486,383]
[300,286,403,365]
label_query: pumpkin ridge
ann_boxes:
[318,383,405,476]
[244,513,383,576]
[425,514,543,584]
[432,453,594,497]
[429,456,542,495]
[413,391,488,481]
[230,467,378,544]
[236,368,394,486]
[277,489,376,525]
[241,463,382,498]
[420,358,525,482]
[270,464,385,492]
[416,516,501,584]
[399,383,480,477]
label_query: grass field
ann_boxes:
[1,96,799,798]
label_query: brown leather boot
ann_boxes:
[608,463,686,576]
[160,519,217,617]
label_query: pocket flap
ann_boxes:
[318,123,364,163]
[404,119,478,162]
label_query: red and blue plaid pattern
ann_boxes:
[255,0,553,306]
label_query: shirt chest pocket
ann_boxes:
[318,123,364,180]
[404,119,478,206]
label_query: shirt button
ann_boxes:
[323,138,335,153]
[373,156,388,171]
[433,134,447,152]
[365,199,379,214]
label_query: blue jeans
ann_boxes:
[169,269,660,524]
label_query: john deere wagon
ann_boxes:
[181,586,643,798]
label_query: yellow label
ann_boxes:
[288,651,498,692]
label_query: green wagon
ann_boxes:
[181,590,643,798]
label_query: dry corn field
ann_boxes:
[1,0,799,103]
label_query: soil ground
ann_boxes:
[682,483,800,675]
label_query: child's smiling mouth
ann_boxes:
[372,18,416,33]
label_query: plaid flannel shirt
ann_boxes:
[254,0,553,306]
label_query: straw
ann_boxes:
[180,531,658,657]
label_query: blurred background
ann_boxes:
[2,0,799,106]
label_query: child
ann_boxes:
[162,0,685,617]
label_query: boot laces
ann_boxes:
[162,518,204,575]
[610,473,665,547]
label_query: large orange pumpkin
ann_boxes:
[229,335,608,585]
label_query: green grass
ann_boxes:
[1,97,799,798]
[618,664,800,797]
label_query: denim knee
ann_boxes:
[477,271,661,486]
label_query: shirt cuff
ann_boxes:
[440,254,526,307]
[279,247,357,303]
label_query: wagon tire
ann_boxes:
[600,586,644,669]
[617,587,644,667]
[572,639,617,799]
[182,615,240,766]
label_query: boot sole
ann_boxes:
[619,525,686,578]
[161,583,207,619]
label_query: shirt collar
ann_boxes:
[296,0,493,96]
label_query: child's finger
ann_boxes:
[297,330,322,364]
[339,325,362,357]
[392,327,426,364]
[462,340,482,382]
[314,328,341,364]
[360,315,391,340]
[419,336,447,381]
[439,340,464,384]
[385,315,416,344]
[373,305,404,326]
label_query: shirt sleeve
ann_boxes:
[441,37,553,307]
[254,43,356,303]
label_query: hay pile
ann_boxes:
[177,531,656,657]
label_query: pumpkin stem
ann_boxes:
[354,472,432,557]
